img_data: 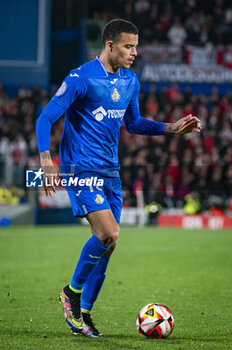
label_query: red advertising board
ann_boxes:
[158,214,232,229]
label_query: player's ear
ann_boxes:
[106,40,114,52]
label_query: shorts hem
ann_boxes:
[73,206,111,218]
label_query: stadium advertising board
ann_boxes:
[139,63,232,83]
[138,43,232,83]
[185,44,223,67]
[158,214,232,229]
[137,44,182,63]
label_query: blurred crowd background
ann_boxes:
[86,0,232,46]
[0,0,232,214]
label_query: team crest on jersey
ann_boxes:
[94,194,104,204]
[55,82,67,96]
[111,88,120,102]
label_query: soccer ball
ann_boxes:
[136,303,174,339]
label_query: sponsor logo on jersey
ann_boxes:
[108,109,126,119]
[94,194,104,204]
[70,73,79,77]
[55,82,67,96]
[111,88,120,102]
[92,106,126,121]
[92,106,107,121]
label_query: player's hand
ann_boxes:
[174,114,202,135]
[40,151,60,197]
[163,114,202,135]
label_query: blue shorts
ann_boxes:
[65,173,123,224]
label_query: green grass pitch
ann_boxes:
[0,225,232,350]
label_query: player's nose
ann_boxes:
[131,46,137,56]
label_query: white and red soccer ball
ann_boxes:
[136,303,174,339]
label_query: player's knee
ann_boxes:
[110,230,119,246]
[111,226,120,241]
[103,226,120,246]
[93,224,120,246]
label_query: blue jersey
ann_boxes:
[53,57,138,175]
[36,57,164,177]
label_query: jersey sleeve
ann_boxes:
[52,70,88,109]
[36,70,88,153]
[124,76,165,135]
[36,101,65,153]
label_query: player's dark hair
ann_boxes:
[102,19,139,47]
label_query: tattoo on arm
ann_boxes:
[40,151,52,160]
[163,123,177,135]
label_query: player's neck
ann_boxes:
[98,53,119,74]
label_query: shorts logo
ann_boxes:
[111,88,120,102]
[94,194,104,204]
[55,82,67,96]
[92,106,107,121]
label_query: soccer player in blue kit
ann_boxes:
[36,19,202,337]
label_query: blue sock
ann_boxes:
[81,256,110,312]
[70,235,109,291]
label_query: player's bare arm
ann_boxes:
[40,150,58,197]
[163,114,202,135]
